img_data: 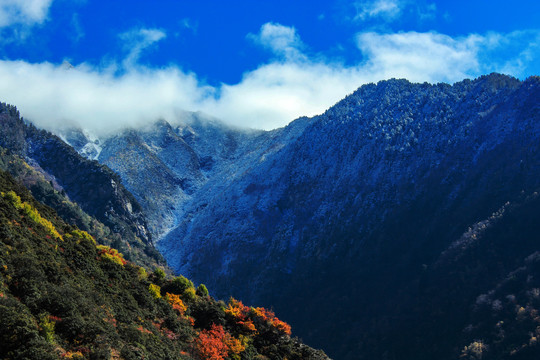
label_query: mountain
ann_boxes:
[58,113,267,238]
[24,73,540,359]
[0,168,329,360]
[0,103,163,268]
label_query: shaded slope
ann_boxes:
[158,74,540,358]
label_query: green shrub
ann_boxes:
[196,284,209,297]
[148,283,162,299]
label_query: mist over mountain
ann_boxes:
[10,73,540,359]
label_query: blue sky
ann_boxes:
[0,0,538,133]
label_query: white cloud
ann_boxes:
[0,60,213,135]
[417,2,437,21]
[350,0,437,23]
[0,24,537,133]
[202,62,363,129]
[354,0,401,21]
[355,31,484,83]
[248,22,304,60]
[119,28,167,67]
[178,18,197,33]
[70,13,85,43]
[0,0,53,27]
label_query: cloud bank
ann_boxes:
[0,24,537,133]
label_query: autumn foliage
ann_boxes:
[225,298,257,334]
[195,324,229,360]
[96,245,127,266]
[251,306,292,336]
[195,323,245,360]
[166,292,187,315]
[226,297,291,336]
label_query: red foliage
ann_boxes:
[194,324,229,360]
[136,325,153,335]
[152,319,179,340]
[48,315,63,322]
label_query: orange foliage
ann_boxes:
[225,298,257,334]
[251,307,292,336]
[238,319,257,333]
[226,297,291,335]
[166,292,187,315]
[61,351,84,359]
[195,323,246,360]
[225,298,250,321]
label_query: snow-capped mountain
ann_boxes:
[59,74,540,359]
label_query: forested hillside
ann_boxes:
[0,103,163,269]
[0,169,328,359]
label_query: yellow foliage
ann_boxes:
[97,245,127,266]
[70,229,96,244]
[182,287,196,302]
[61,351,84,359]
[461,341,488,359]
[38,314,55,344]
[137,267,148,280]
[149,283,162,299]
[2,190,22,208]
[166,292,187,315]
[225,334,247,356]
[2,190,63,240]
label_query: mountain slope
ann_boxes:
[60,113,267,238]
[0,168,329,360]
[0,103,163,268]
[155,74,540,358]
